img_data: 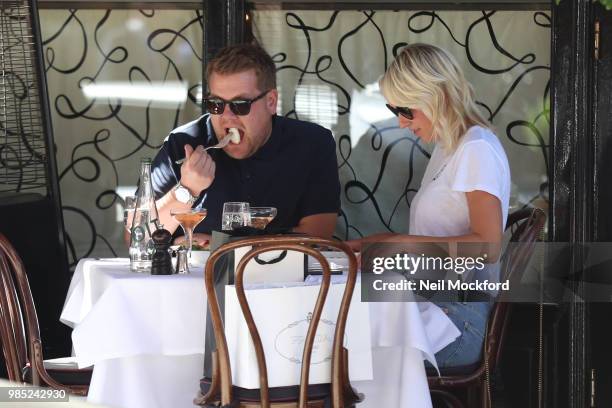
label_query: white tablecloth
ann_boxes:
[61,258,459,408]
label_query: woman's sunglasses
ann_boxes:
[204,90,269,116]
[385,103,414,120]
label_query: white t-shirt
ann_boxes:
[409,125,511,237]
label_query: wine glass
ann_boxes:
[170,208,208,260]
[249,207,277,230]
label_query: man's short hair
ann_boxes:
[206,43,276,91]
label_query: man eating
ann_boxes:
[149,43,341,245]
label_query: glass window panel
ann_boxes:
[252,9,550,239]
[39,8,203,261]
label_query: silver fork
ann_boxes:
[175,135,231,164]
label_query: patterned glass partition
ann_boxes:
[253,9,550,239]
[39,8,203,262]
[38,7,550,261]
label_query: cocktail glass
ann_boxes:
[170,208,208,261]
[249,207,277,230]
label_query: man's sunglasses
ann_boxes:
[385,103,414,120]
[204,90,269,116]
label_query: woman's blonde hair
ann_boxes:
[380,43,490,151]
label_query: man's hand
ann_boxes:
[154,144,215,236]
[180,144,215,195]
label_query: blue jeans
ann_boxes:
[430,301,493,368]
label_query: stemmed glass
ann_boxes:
[249,207,277,230]
[170,208,208,260]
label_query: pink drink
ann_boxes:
[250,216,274,230]
[173,210,207,230]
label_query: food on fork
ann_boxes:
[228,127,240,144]
[174,128,237,165]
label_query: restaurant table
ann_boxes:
[60,257,460,408]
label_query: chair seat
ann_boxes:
[43,356,82,370]
[23,358,93,386]
[200,377,331,403]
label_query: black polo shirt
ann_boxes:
[151,114,340,234]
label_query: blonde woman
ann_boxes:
[348,43,511,368]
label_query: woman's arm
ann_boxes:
[293,213,339,238]
[347,190,503,261]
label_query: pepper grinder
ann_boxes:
[151,228,173,275]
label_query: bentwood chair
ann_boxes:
[196,235,363,408]
[428,207,547,408]
[0,233,91,395]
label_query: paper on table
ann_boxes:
[307,252,349,271]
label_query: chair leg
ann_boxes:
[194,352,221,406]
[430,389,465,408]
[340,348,363,405]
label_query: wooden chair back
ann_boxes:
[490,207,546,369]
[428,207,547,407]
[0,233,83,393]
[200,235,361,408]
[0,233,41,383]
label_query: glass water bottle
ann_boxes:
[129,158,161,272]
